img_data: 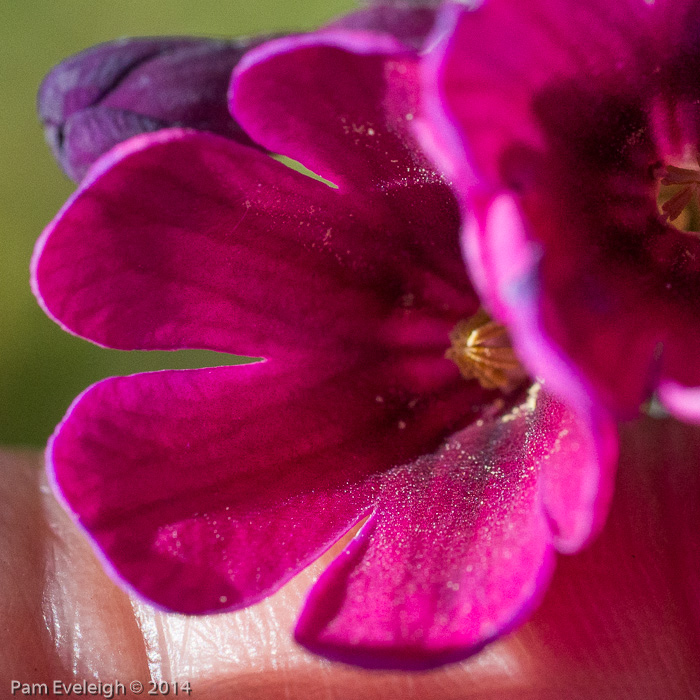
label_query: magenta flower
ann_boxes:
[32,30,616,669]
[424,0,700,422]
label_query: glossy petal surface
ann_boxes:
[33,128,471,371]
[35,29,618,670]
[39,37,260,181]
[36,35,492,624]
[295,388,615,669]
[50,356,490,615]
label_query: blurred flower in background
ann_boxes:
[425,0,700,423]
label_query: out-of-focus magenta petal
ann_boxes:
[426,2,700,419]
[294,386,613,669]
[458,195,635,419]
[232,33,432,193]
[428,1,651,189]
[49,359,486,614]
[326,7,436,51]
[38,37,261,181]
[658,381,700,422]
[32,129,472,362]
[470,108,700,418]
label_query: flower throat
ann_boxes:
[446,309,528,392]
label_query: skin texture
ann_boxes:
[2,416,699,699]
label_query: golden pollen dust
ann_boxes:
[446,309,527,392]
[658,155,700,232]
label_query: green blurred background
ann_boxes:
[1,0,354,446]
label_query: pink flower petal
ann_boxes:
[231,33,433,194]
[49,359,485,615]
[32,129,471,360]
[534,392,617,554]
[34,23,622,671]
[294,387,614,669]
[426,1,653,190]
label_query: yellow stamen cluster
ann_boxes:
[658,158,700,231]
[446,309,526,392]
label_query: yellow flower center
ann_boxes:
[446,309,527,392]
[657,156,700,233]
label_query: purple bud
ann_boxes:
[38,36,267,181]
